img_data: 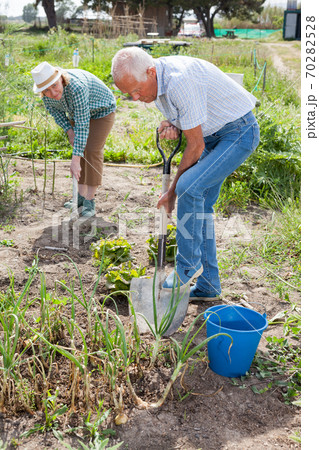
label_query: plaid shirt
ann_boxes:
[42,69,116,157]
[155,56,256,136]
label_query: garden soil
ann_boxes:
[0,156,300,449]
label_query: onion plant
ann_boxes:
[94,310,127,415]
[134,256,188,367]
[55,250,106,338]
[126,312,232,409]
[0,313,21,409]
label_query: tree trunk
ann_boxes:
[194,7,209,37]
[210,8,221,38]
[173,9,185,36]
[42,0,57,29]
[194,6,221,39]
[205,6,212,38]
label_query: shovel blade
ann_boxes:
[130,274,190,336]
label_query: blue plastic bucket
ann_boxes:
[204,304,268,377]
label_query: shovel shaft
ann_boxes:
[161,173,170,195]
[158,172,170,268]
[156,129,182,269]
[72,176,78,215]
[159,173,170,234]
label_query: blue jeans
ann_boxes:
[175,111,260,295]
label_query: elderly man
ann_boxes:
[111,47,259,299]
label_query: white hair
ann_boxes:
[111,47,155,83]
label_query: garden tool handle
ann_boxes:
[156,128,182,175]
[158,173,170,269]
[156,128,182,269]
[71,176,78,216]
[160,173,170,234]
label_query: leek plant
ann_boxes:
[0,259,39,409]
[55,250,106,338]
[135,256,188,367]
[0,313,21,409]
[126,312,232,409]
[94,310,127,415]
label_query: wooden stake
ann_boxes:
[0,120,37,131]
[0,120,26,127]
[9,125,38,131]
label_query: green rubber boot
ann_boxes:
[81,198,96,218]
[64,193,85,209]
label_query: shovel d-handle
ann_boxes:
[156,128,182,268]
[156,127,182,175]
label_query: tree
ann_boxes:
[258,5,284,29]
[56,0,76,24]
[82,0,112,13]
[22,3,37,23]
[34,0,78,28]
[34,0,57,28]
[187,0,265,38]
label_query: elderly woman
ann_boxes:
[31,61,116,217]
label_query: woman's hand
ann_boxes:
[158,121,180,140]
[157,188,177,215]
[70,155,81,181]
[67,128,75,147]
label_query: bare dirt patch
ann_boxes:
[0,157,300,449]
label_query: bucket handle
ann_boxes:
[244,301,267,318]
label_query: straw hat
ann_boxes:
[31,61,62,93]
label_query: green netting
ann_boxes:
[214,29,280,39]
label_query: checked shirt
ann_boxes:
[155,55,257,136]
[42,69,116,157]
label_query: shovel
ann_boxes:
[130,129,190,336]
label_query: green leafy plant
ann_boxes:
[91,238,133,272]
[105,261,146,292]
[91,238,146,292]
[20,388,67,438]
[147,224,177,262]
[69,401,115,442]
[0,239,14,247]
